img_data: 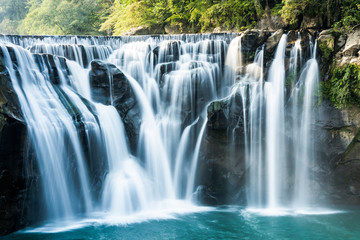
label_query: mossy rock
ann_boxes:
[318,34,335,64]
[322,64,360,108]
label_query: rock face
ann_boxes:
[89,60,141,154]
[255,16,288,30]
[314,102,360,204]
[300,16,323,29]
[0,57,41,236]
[318,26,360,72]
[197,93,247,205]
[265,29,284,54]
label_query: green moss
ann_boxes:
[323,64,360,108]
[318,37,335,64]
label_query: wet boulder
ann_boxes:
[265,29,284,55]
[152,40,181,64]
[241,30,271,52]
[196,93,247,205]
[154,62,177,86]
[89,60,141,154]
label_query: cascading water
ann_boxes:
[0,34,235,224]
[0,30,321,228]
[226,33,320,212]
[265,34,288,209]
[292,41,319,209]
[0,44,93,219]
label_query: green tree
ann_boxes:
[20,0,111,35]
[0,0,29,34]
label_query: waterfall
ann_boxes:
[292,40,319,209]
[226,32,320,211]
[0,31,321,224]
[265,34,288,209]
[0,44,93,219]
[0,34,233,223]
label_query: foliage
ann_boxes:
[20,0,112,35]
[0,0,29,34]
[0,0,359,36]
[199,0,257,31]
[101,0,259,35]
[280,0,326,27]
[333,0,360,32]
[101,0,170,35]
[323,64,360,108]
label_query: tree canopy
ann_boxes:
[0,0,358,35]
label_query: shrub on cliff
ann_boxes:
[323,64,360,108]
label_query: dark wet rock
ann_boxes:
[0,57,42,236]
[207,94,244,131]
[265,29,284,54]
[154,62,177,86]
[192,185,218,205]
[241,30,271,63]
[33,54,69,85]
[173,61,222,126]
[89,60,141,154]
[196,93,247,205]
[152,40,181,64]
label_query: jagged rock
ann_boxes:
[301,16,323,29]
[255,16,287,30]
[337,34,348,50]
[327,26,360,67]
[207,94,243,131]
[265,29,284,54]
[343,25,360,57]
[241,30,272,52]
[89,60,141,154]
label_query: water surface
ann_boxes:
[3,206,359,240]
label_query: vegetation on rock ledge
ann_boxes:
[323,64,360,108]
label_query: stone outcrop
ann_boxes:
[0,57,41,236]
[197,93,247,205]
[89,60,141,154]
[314,102,360,204]
[265,29,284,54]
[318,26,360,74]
